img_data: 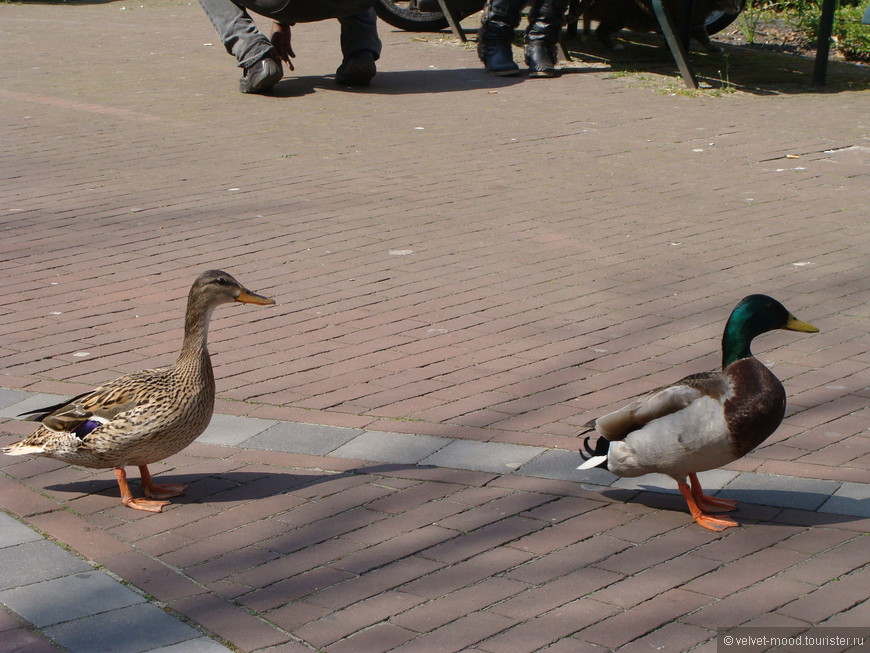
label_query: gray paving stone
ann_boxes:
[0,388,30,411]
[42,603,201,653]
[2,392,869,518]
[241,421,363,455]
[519,449,615,485]
[818,481,870,517]
[145,638,233,653]
[610,472,682,495]
[718,472,842,511]
[196,413,277,447]
[0,513,43,548]
[0,393,66,420]
[0,541,92,591]
[611,468,740,495]
[0,571,146,627]
[419,440,546,474]
[329,431,451,464]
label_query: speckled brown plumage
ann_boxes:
[3,270,274,512]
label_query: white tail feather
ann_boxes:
[577,455,607,470]
[2,443,46,456]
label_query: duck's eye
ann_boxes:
[215,277,230,286]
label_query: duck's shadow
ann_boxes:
[46,464,417,504]
[47,466,865,525]
[598,486,867,525]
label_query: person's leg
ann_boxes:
[198,0,274,67]
[477,0,524,75]
[524,0,567,77]
[338,8,382,59]
[198,0,284,92]
[335,8,381,85]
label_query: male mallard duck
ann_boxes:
[3,270,274,513]
[578,295,818,531]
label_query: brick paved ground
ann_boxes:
[1,432,868,652]
[1,1,868,651]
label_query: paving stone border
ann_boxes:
[3,390,866,519]
[0,512,232,653]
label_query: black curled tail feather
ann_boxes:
[579,434,609,470]
[17,390,91,422]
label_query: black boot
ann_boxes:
[477,0,523,75]
[524,0,567,77]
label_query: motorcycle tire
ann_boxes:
[372,0,745,35]
[373,0,479,32]
[704,0,747,35]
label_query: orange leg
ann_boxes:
[114,468,170,513]
[689,472,738,513]
[138,465,187,500]
[678,480,738,532]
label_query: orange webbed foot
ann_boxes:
[689,472,738,512]
[138,465,187,500]
[143,483,187,500]
[697,494,738,513]
[115,466,175,513]
[123,497,171,513]
[692,512,739,532]
[679,480,740,531]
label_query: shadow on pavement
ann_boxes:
[45,464,422,504]
[267,67,527,97]
[564,33,870,94]
[598,486,866,525]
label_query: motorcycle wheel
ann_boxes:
[705,0,747,35]
[373,0,479,32]
[372,0,745,36]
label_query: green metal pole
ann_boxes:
[813,0,838,85]
[650,0,698,88]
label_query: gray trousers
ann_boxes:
[198,0,381,68]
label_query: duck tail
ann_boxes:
[578,434,609,470]
[17,390,91,423]
[2,441,45,456]
[17,407,52,422]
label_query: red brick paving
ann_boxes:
[3,438,868,651]
[2,0,869,651]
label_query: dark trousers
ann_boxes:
[198,0,381,68]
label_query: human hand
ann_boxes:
[270,22,295,71]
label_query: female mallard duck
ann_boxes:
[578,295,818,531]
[3,270,274,513]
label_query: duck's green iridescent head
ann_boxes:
[721,294,818,367]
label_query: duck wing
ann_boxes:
[592,371,728,441]
[19,370,163,434]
